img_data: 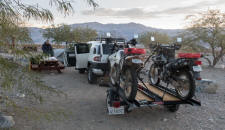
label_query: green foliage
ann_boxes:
[30,54,46,64]
[185,9,225,67]
[0,20,32,44]
[43,24,73,44]
[0,0,98,43]
[71,27,98,42]
[43,25,98,43]
[138,32,172,47]
[0,0,90,22]
[0,55,67,120]
[0,0,98,122]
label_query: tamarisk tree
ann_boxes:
[0,0,98,121]
[185,9,225,67]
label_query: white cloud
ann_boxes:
[82,0,224,19]
[26,0,225,29]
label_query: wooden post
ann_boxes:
[11,36,15,49]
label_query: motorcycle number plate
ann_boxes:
[132,59,143,64]
[193,66,202,72]
[108,106,125,115]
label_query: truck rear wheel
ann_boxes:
[79,69,85,74]
[88,67,97,84]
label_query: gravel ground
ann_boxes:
[13,67,225,130]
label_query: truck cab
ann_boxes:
[87,41,112,83]
[63,38,126,84]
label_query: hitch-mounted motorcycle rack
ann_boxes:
[106,82,201,115]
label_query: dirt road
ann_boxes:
[14,67,225,130]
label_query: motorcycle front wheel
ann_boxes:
[109,65,117,85]
[148,64,160,85]
[174,71,196,100]
[119,67,138,101]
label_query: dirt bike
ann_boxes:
[146,43,202,100]
[108,39,146,101]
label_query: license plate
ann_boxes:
[193,66,202,72]
[132,59,143,64]
[108,106,124,115]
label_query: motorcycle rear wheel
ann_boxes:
[119,67,138,101]
[148,64,160,85]
[174,71,195,100]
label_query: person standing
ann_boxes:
[42,40,54,56]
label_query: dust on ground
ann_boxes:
[13,67,225,130]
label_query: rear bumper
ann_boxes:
[92,68,104,75]
[90,62,109,76]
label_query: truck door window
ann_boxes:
[97,45,101,54]
[77,44,89,54]
[93,48,96,54]
[102,44,114,54]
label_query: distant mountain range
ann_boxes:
[28,22,183,44]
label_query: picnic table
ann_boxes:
[30,57,65,73]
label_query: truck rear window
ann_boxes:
[102,44,114,54]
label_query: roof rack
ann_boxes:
[95,37,126,44]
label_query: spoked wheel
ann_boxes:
[174,72,195,100]
[119,67,138,101]
[109,66,116,85]
[148,64,160,85]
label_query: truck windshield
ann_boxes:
[102,44,114,54]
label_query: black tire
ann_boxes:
[88,66,97,84]
[125,105,132,113]
[78,69,85,74]
[148,64,160,85]
[106,92,110,113]
[109,63,116,85]
[166,104,180,112]
[175,71,196,100]
[120,67,138,101]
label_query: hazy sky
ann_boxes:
[24,0,225,29]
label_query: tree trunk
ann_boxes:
[203,57,212,67]
[11,37,15,49]
[212,53,225,67]
[212,58,218,67]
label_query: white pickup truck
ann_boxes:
[63,38,126,84]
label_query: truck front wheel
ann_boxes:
[88,67,97,84]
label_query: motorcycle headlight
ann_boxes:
[132,59,143,64]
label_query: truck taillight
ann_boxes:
[196,77,202,80]
[93,56,101,62]
[194,60,202,65]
